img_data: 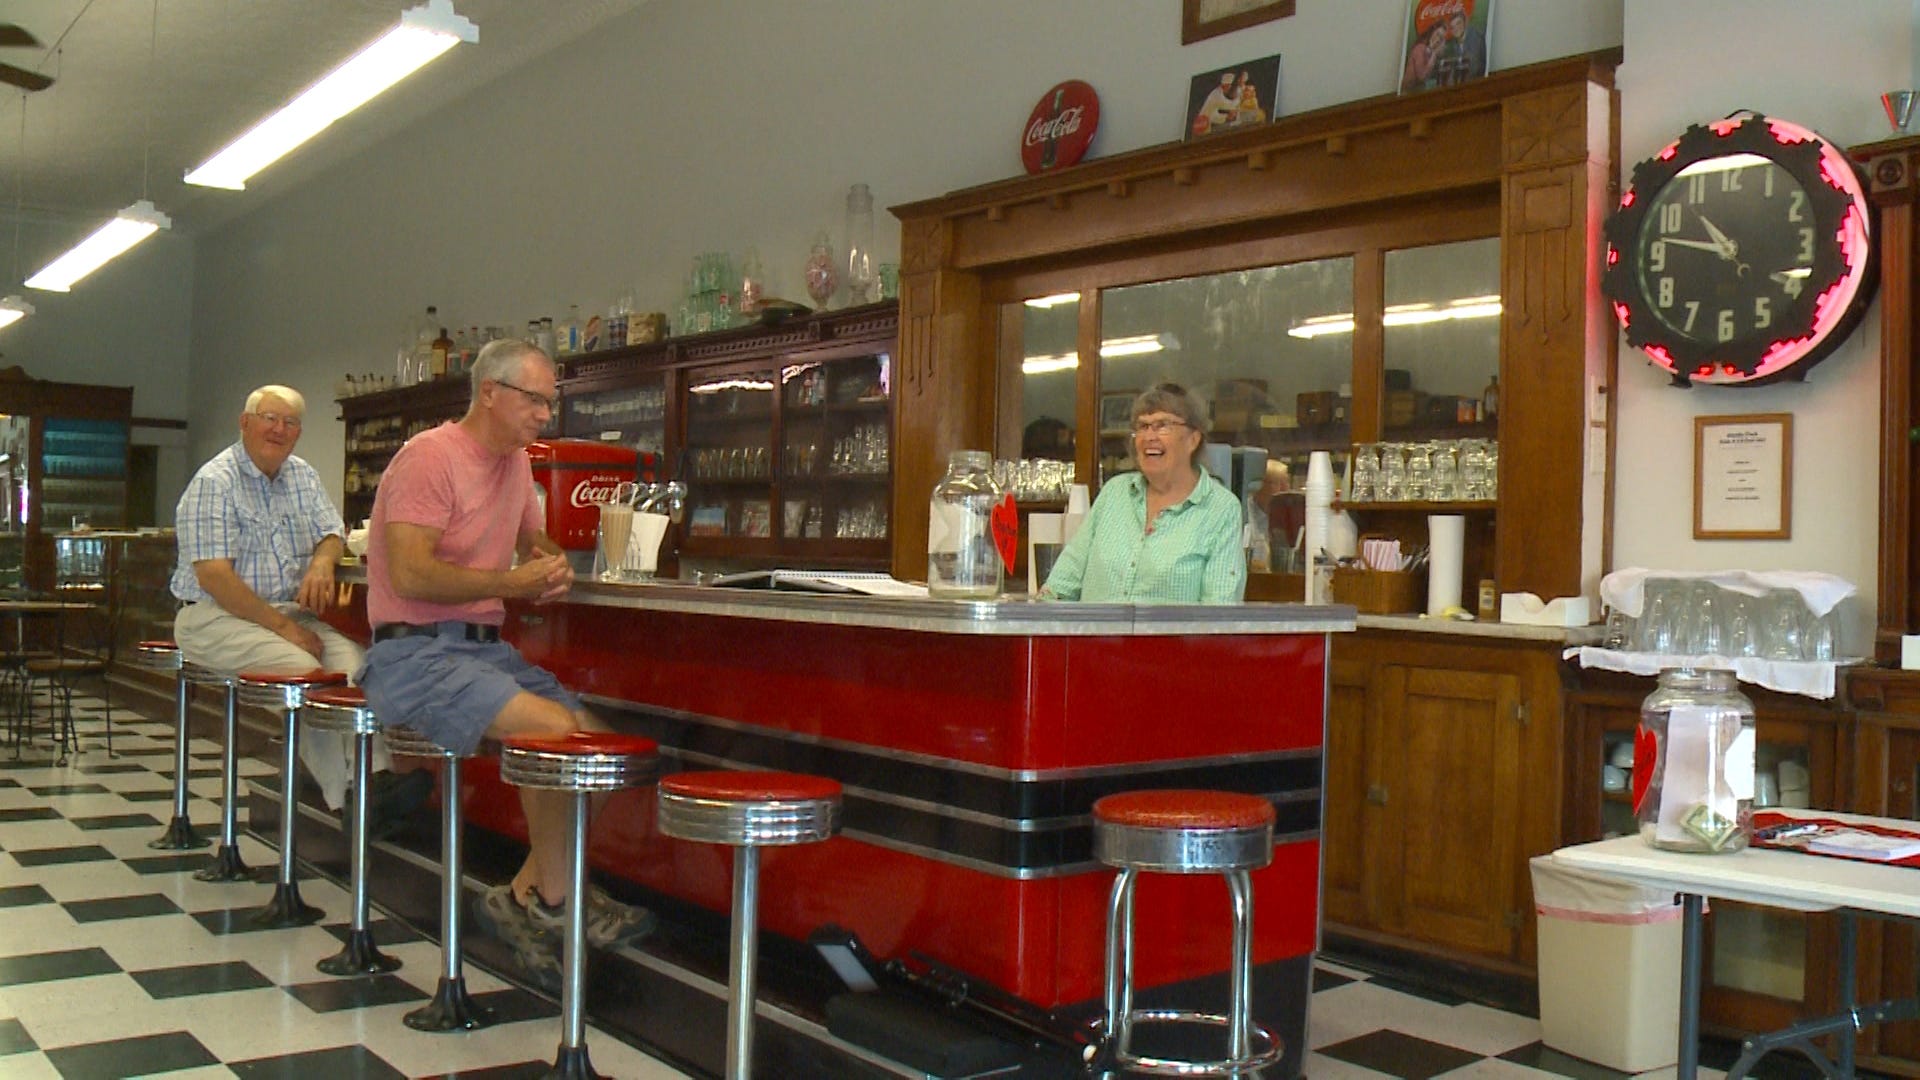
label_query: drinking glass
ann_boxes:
[1404,442,1432,501]
[1640,580,1677,654]
[1429,441,1459,501]
[1380,443,1407,502]
[1349,444,1377,502]
[1763,589,1806,660]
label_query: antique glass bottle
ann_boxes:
[1634,667,1756,853]
[927,450,1003,599]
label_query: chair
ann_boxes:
[132,641,209,851]
[235,668,347,929]
[656,770,843,1080]
[18,594,118,762]
[304,686,401,977]
[1085,789,1283,1078]
[189,664,260,883]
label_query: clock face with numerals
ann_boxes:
[1603,114,1876,386]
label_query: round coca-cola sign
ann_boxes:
[1021,80,1099,175]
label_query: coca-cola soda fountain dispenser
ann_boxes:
[527,439,659,574]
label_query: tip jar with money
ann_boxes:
[1633,667,1756,853]
[927,450,1003,599]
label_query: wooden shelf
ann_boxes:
[1337,499,1497,512]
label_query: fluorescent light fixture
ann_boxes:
[25,201,171,292]
[1287,297,1504,339]
[184,0,477,190]
[1021,353,1077,374]
[0,296,31,329]
[1020,333,1174,373]
[1023,292,1081,309]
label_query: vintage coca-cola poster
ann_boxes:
[1399,0,1492,94]
[1184,53,1279,141]
[1020,80,1099,174]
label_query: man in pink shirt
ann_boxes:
[358,338,651,979]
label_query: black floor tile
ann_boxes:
[113,745,177,757]
[282,974,430,1013]
[131,959,276,1000]
[1499,1040,1634,1078]
[0,806,59,822]
[0,777,18,788]
[24,783,110,796]
[321,917,423,948]
[117,788,182,802]
[156,767,224,780]
[75,763,147,775]
[0,1017,33,1056]
[1365,973,1472,1007]
[1697,1034,1837,1079]
[63,892,183,923]
[43,1030,218,1080]
[231,1043,407,1079]
[122,852,219,875]
[423,1064,550,1080]
[8,843,116,867]
[192,904,326,936]
[468,986,563,1024]
[0,947,121,986]
[0,884,52,907]
[0,759,59,771]
[68,811,163,831]
[1319,1029,1485,1079]
[1312,966,1357,993]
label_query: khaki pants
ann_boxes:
[173,600,388,810]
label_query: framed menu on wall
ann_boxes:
[1694,413,1792,540]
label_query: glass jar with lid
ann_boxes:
[927,450,1003,599]
[1634,667,1757,853]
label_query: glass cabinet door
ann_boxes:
[778,351,890,543]
[562,374,668,457]
[684,367,775,540]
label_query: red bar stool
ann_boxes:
[1086,789,1283,1077]
[133,642,210,852]
[190,664,260,884]
[657,770,843,1080]
[499,732,659,1079]
[303,686,401,977]
[383,722,494,1032]
[235,668,347,929]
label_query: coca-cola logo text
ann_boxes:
[1025,106,1085,148]
[569,477,628,508]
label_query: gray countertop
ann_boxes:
[1356,612,1606,644]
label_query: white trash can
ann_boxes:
[1530,854,1684,1073]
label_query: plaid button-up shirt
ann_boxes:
[170,441,344,604]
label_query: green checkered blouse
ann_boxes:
[1041,469,1246,604]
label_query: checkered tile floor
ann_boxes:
[0,690,1864,1079]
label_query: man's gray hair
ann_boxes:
[470,338,551,398]
[245,385,305,417]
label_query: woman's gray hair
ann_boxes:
[469,338,551,397]
[1131,381,1209,468]
[245,385,305,417]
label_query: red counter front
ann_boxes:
[339,583,1340,1016]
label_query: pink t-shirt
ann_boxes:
[367,421,543,627]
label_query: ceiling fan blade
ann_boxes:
[0,63,50,92]
[0,25,37,49]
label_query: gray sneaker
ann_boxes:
[521,882,658,949]
[473,883,557,951]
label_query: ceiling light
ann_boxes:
[25,200,171,292]
[1287,299,1504,339]
[184,0,478,190]
[1021,333,1176,373]
[0,295,31,329]
[1023,292,1081,309]
[1021,353,1077,374]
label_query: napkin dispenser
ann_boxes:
[1500,592,1592,627]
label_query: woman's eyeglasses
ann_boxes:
[1131,418,1189,437]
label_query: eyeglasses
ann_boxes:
[1131,418,1189,437]
[494,378,558,412]
[251,411,302,430]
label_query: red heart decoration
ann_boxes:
[990,494,1019,573]
[1630,724,1657,815]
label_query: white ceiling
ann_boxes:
[0,0,642,239]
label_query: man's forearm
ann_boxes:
[388,553,511,606]
[311,533,345,564]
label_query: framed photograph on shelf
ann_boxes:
[1398,0,1493,95]
[1181,0,1294,45]
[1184,54,1280,140]
[1099,391,1138,433]
[1694,413,1792,540]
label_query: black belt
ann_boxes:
[373,622,501,644]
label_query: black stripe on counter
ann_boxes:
[592,699,1322,877]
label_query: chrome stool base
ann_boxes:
[406,975,495,1032]
[195,843,266,884]
[142,648,210,851]
[251,882,323,929]
[548,1044,601,1080]
[318,928,402,977]
[149,816,209,851]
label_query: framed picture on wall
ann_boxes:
[1181,0,1295,45]
[1184,54,1280,140]
[1399,0,1493,95]
[1099,391,1138,434]
[1694,413,1792,540]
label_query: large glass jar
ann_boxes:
[927,450,1003,599]
[1634,667,1756,853]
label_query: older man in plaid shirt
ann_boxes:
[171,385,429,832]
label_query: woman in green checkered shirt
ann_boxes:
[1040,383,1246,604]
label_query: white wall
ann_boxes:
[1612,0,1909,650]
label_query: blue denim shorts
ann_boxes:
[356,630,580,756]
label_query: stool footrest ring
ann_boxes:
[1088,1009,1283,1077]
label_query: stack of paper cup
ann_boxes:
[631,512,671,579]
[1063,483,1090,545]
[1426,514,1465,616]
[1303,452,1335,603]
